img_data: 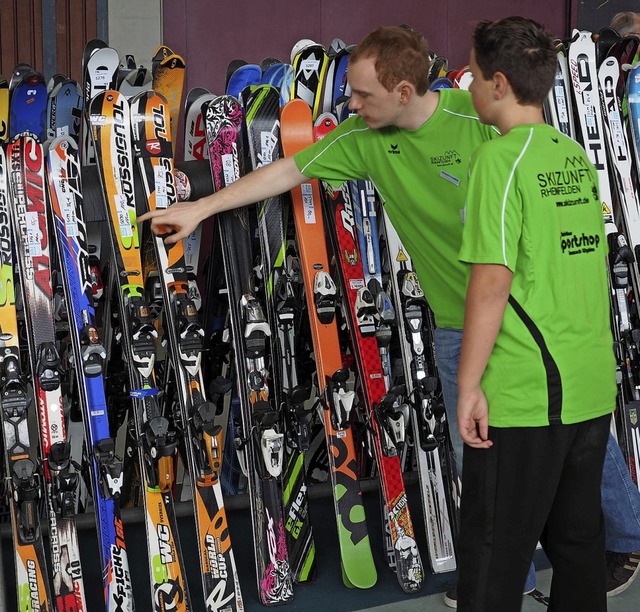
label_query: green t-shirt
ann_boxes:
[459,123,616,427]
[294,88,496,329]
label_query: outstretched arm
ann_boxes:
[457,263,512,449]
[138,156,308,244]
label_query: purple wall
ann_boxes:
[164,0,572,97]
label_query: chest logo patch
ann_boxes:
[430,149,461,167]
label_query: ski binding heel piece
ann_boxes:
[313,271,338,323]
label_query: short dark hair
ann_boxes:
[610,11,640,36]
[472,16,556,106]
[350,26,431,95]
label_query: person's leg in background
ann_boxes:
[601,432,640,596]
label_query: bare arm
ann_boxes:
[138,156,307,244]
[457,263,513,449]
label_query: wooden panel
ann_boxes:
[15,1,39,71]
[0,0,43,77]
[0,1,17,78]
[55,0,71,76]
[0,0,96,82]
[55,0,97,81]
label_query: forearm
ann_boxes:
[139,155,309,243]
[458,264,513,391]
[196,156,306,218]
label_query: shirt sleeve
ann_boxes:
[293,115,369,187]
[459,144,523,271]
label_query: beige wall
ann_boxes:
[108,0,162,67]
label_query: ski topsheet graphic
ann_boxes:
[0,140,52,612]
[204,94,294,606]
[7,133,87,611]
[47,135,135,611]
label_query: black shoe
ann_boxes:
[606,550,640,597]
[443,589,457,609]
[445,582,539,607]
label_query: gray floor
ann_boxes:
[358,568,640,611]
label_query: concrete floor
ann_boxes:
[360,568,640,611]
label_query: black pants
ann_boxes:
[457,414,610,612]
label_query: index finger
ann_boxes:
[137,209,164,224]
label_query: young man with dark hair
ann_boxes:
[456,16,615,610]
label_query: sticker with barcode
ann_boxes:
[222,153,236,186]
[116,194,133,238]
[26,212,42,256]
[302,183,316,223]
[302,59,320,72]
[61,193,79,236]
[154,166,168,208]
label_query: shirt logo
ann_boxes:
[387,143,400,154]
[430,149,461,167]
[560,230,600,256]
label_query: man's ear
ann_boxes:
[398,80,414,103]
[493,71,509,99]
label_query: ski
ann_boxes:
[601,54,640,482]
[81,40,119,165]
[90,89,192,611]
[7,133,87,611]
[568,31,617,236]
[47,78,83,142]
[280,99,377,589]
[0,138,52,612]
[243,83,316,584]
[151,47,186,151]
[320,139,425,594]
[9,71,48,141]
[47,134,135,611]
[544,43,575,139]
[379,210,457,573]
[203,94,294,606]
[291,44,329,120]
[131,89,244,611]
[226,65,261,99]
[0,75,9,141]
[183,86,216,312]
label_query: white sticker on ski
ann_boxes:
[301,183,316,223]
